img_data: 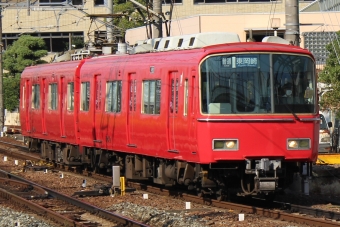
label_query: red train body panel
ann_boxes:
[20,33,319,198]
[20,60,82,145]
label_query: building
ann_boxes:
[2,0,110,53]
[2,0,340,66]
[125,0,340,67]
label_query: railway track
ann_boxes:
[0,139,340,227]
[0,170,150,227]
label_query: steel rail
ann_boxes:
[127,182,340,227]
[0,169,150,227]
[1,140,340,226]
[0,188,80,227]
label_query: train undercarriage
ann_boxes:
[27,137,300,200]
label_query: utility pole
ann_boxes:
[152,0,162,38]
[106,0,113,43]
[285,0,300,46]
[285,0,310,195]
[0,3,4,134]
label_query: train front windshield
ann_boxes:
[200,53,316,114]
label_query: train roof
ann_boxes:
[21,59,81,78]
[130,32,311,56]
[131,32,241,53]
[21,32,314,77]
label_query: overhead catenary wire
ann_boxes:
[317,0,340,65]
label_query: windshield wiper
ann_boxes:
[283,103,300,121]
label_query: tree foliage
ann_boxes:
[318,31,340,113]
[113,0,146,37]
[3,76,20,111]
[3,35,48,76]
[2,35,48,110]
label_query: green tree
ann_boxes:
[3,35,48,76]
[3,76,20,111]
[318,31,340,112]
[113,0,145,37]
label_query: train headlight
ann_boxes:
[213,139,238,151]
[288,140,298,149]
[287,138,310,150]
[226,141,235,148]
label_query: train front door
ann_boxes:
[168,71,180,152]
[127,73,137,147]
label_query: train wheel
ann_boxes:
[264,193,276,202]
[216,189,225,201]
[197,188,204,198]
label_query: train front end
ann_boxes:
[196,44,318,197]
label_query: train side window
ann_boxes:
[80,82,90,111]
[31,84,40,109]
[67,82,74,111]
[106,80,122,113]
[48,83,58,110]
[142,80,161,114]
[184,79,188,116]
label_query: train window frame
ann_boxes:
[142,80,161,114]
[31,84,40,109]
[106,80,122,113]
[80,81,90,111]
[200,53,316,115]
[67,82,74,111]
[48,83,58,110]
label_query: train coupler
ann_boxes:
[256,177,278,191]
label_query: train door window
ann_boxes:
[130,79,136,111]
[80,82,90,111]
[170,78,179,114]
[48,83,58,110]
[22,86,25,109]
[95,79,101,111]
[31,84,40,109]
[106,81,122,113]
[184,79,188,116]
[142,80,161,114]
[67,82,74,111]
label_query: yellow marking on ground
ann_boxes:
[316,154,340,165]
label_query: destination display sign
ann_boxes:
[221,56,258,68]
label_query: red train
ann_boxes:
[20,32,319,199]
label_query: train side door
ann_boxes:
[168,71,179,152]
[41,78,47,135]
[127,73,137,147]
[60,77,65,137]
[23,80,31,132]
[93,74,104,148]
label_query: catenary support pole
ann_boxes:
[152,0,162,38]
[107,0,113,43]
[285,0,300,46]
